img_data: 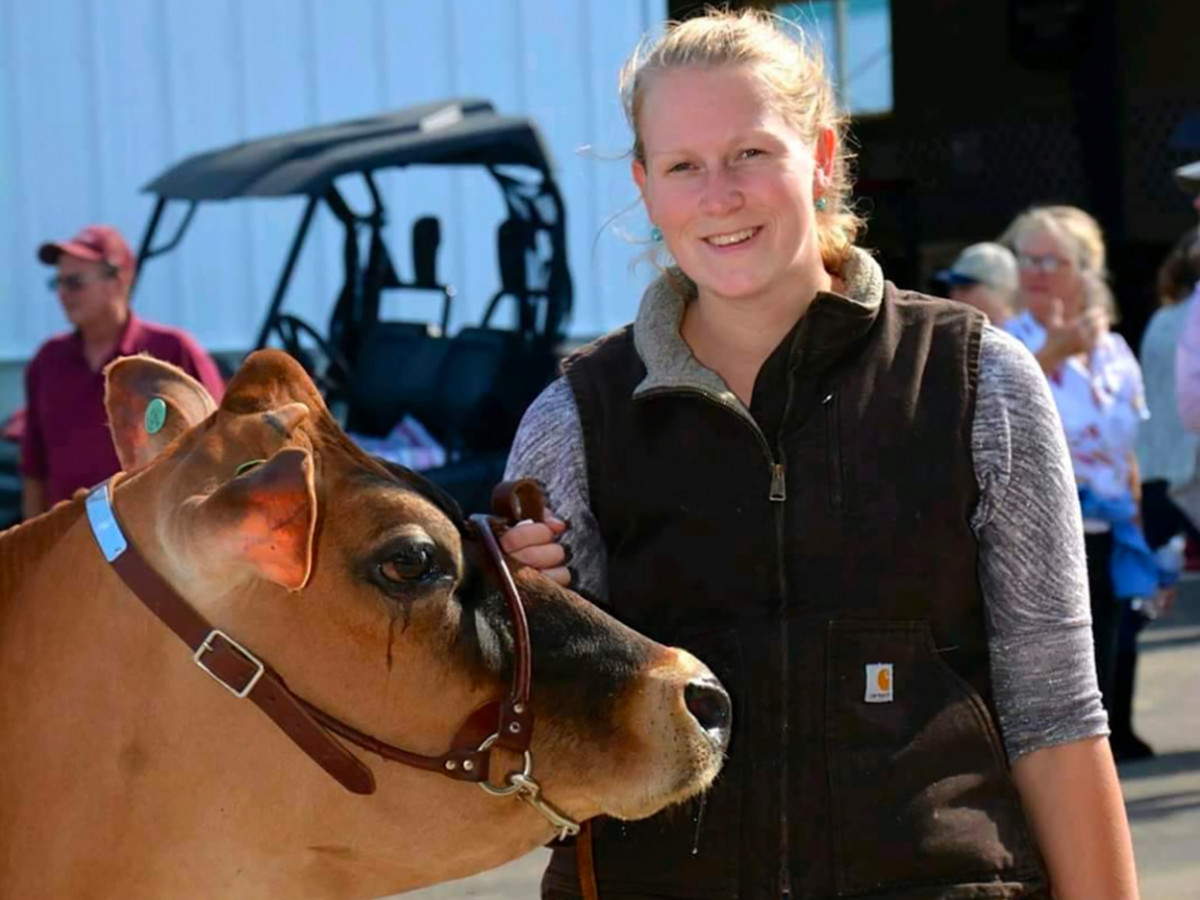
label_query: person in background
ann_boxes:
[1125,226,1200,759]
[933,241,1018,325]
[504,11,1137,898]
[20,224,224,520]
[1139,223,1200,548]
[1000,206,1171,760]
[1174,160,1200,434]
[1173,158,1200,223]
[1179,280,1200,434]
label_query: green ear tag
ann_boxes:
[144,397,167,435]
[234,459,267,477]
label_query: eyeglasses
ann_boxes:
[47,271,116,293]
[1016,252,1071,275]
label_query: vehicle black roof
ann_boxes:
[143,98,557,201]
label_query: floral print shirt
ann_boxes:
[1005,309,1147,501]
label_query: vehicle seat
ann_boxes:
[343,219,548,452]
[482,217,541,332]
[431,327,519,452]
[343,321,448,437]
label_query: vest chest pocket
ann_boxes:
[823,621,1043,898]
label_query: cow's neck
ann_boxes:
[2,475,567,898]
[0,489,274,893]
[0,482,539,899]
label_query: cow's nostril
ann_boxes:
[684,676,731,749]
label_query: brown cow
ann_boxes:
[0,350,729,900]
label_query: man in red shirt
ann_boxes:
[20,224,225,519]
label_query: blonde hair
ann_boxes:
[620,7,862,272]
[1000,205,1108,278]
[1000,205,1116,320]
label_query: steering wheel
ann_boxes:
[268,314,352,395]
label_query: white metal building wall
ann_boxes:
[0,0,664,362]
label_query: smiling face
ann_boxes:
[632,64,832,307]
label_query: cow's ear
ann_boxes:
[194,447,317,591]
[105,355,218,471]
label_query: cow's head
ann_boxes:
[101,350,728,891]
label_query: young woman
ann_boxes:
[503,12,1138,899]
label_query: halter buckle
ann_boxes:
[193,629,266,699]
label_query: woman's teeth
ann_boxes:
[705,227,758,247]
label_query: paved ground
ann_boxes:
[1120,577,1200,900]
[403,581,1200,900]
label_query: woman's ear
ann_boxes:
[814,126,837,186]
[632,158,651,210]
[632,158,658,235]
[632,157,648,194]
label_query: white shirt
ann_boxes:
[1005,310,1147,503]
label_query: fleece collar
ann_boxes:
[631,247,885,403]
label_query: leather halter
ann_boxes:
[84,474,580,838]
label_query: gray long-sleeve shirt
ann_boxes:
[505,319,1106,764]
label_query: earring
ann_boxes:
[815,197,828,212]
[650,225,663,242]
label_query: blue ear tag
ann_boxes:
[144,397,167,435]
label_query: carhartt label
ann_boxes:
[865,663,893,703]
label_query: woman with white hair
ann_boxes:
[1001,206,1169,759]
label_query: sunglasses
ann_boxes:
[1016,252,1071,275]
[48,269,117,293]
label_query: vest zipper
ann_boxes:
[775,375,795,900]
[770,464,787,501]
[638,383,792,892]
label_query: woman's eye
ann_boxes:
[738,148,765,160]
[378,544,435,583]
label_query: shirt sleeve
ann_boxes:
[971,325,1108,761]
[18,352,48,480]
[503,377,609,603]
[174,333,226,403]
[1177,291,1200,432]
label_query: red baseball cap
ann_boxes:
[37,224,136,277]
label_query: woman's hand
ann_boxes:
[1035,299,1106,373]
[500,512,571,586]
[1153,584,1178,618]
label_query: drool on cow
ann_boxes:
[0,350,730,900]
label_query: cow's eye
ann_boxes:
[378,543,436,584]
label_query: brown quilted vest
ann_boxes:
[546,282,1049,900]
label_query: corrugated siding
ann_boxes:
[0,0,664,361]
